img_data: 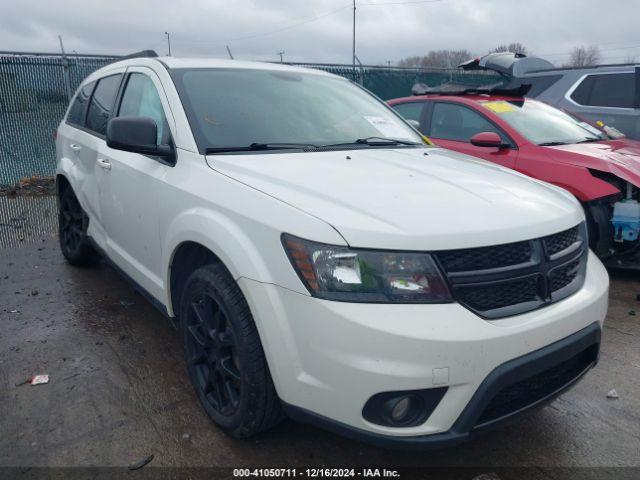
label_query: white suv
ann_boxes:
[55,52,609,449]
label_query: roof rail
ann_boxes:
[119,50,159,60]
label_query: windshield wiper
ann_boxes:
[576,137,605,144]
[206,142,318,154]
[319,137,422,149]
[538,141,570,146]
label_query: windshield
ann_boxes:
[171,67,423,153]
[480,99,606,146]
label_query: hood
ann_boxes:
[206,148,583,251]
[545,138,640,187]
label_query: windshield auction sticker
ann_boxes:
[363,115,412,140]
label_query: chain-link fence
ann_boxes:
[0,52,500,186]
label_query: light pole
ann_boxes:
[277,51,285,63]
[164,31,171,56]
[352,0,356,69]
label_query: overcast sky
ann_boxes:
[1,0,639,65]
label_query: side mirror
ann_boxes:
[106,117,173,157]
[470,131,507,149]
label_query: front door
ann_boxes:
[427,101,518,169]
[98,67,175,300]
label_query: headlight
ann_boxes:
[282,234,452,303]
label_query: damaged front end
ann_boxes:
[585,174,640,269]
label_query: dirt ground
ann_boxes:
[0,196,638,479]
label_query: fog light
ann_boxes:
[390,396,412,422]
[362,387,447,428]
[383,394,423,426]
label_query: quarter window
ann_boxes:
[570,73,635,108]
[430,103,505,142]
[86,74,123,136]
[117,73,168,144]
[66,81,95,126]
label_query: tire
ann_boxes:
[584,202,613,257]
[58,187,99,266]
[180,264,283,438]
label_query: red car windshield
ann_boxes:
[480,99,607,146]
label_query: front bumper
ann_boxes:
[239,251,609,447]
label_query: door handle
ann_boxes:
[69,144,82,151]
[97,158,112,171]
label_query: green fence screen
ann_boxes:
[0,53,500,186]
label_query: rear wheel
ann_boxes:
[58,187,98,265]
[180,264,282,438]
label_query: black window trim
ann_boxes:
[425,100,518,149]
[567,71,638,110]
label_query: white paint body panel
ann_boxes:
[55,57,609,438]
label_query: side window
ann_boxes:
[118,73,169,144]
[430,102,504,142]
[86,74,123,136]
[66,81,95,126]
[392,102,424,123]
[570,73,635,108]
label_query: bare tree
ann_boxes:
[398,49,473,69]
[491,43,528,55]
[565,45,601,67]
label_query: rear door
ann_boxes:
[97,67,175,300]
[564,71,640,139]
[62,74,124,249]
[425,101,518,169]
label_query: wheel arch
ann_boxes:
[163,209,274,318]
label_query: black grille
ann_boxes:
[550,258,581,292]
[434,223,587,319]
[476,344,598,426]
[437,241,531,272]
[454,276,539,312]
[544,226,579,256]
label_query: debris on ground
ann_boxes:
[128,454,154,470]
[606,389,619,399]
[472,473,501,480]
[0,176,55,198]
[181,433,191,440]
[629,310,636,316]
[30,374,49,386]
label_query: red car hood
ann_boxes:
[545,138,640,187]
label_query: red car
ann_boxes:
[389,86,640,267]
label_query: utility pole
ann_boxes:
[277,51,285,63]
[352,0,356,69]
[58,35,72,102]
[164,31,171,56]
[225,45,234,59]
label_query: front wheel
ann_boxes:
[180,264,282,438]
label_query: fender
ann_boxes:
[517,162,620,202]
[162,207,277,316]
